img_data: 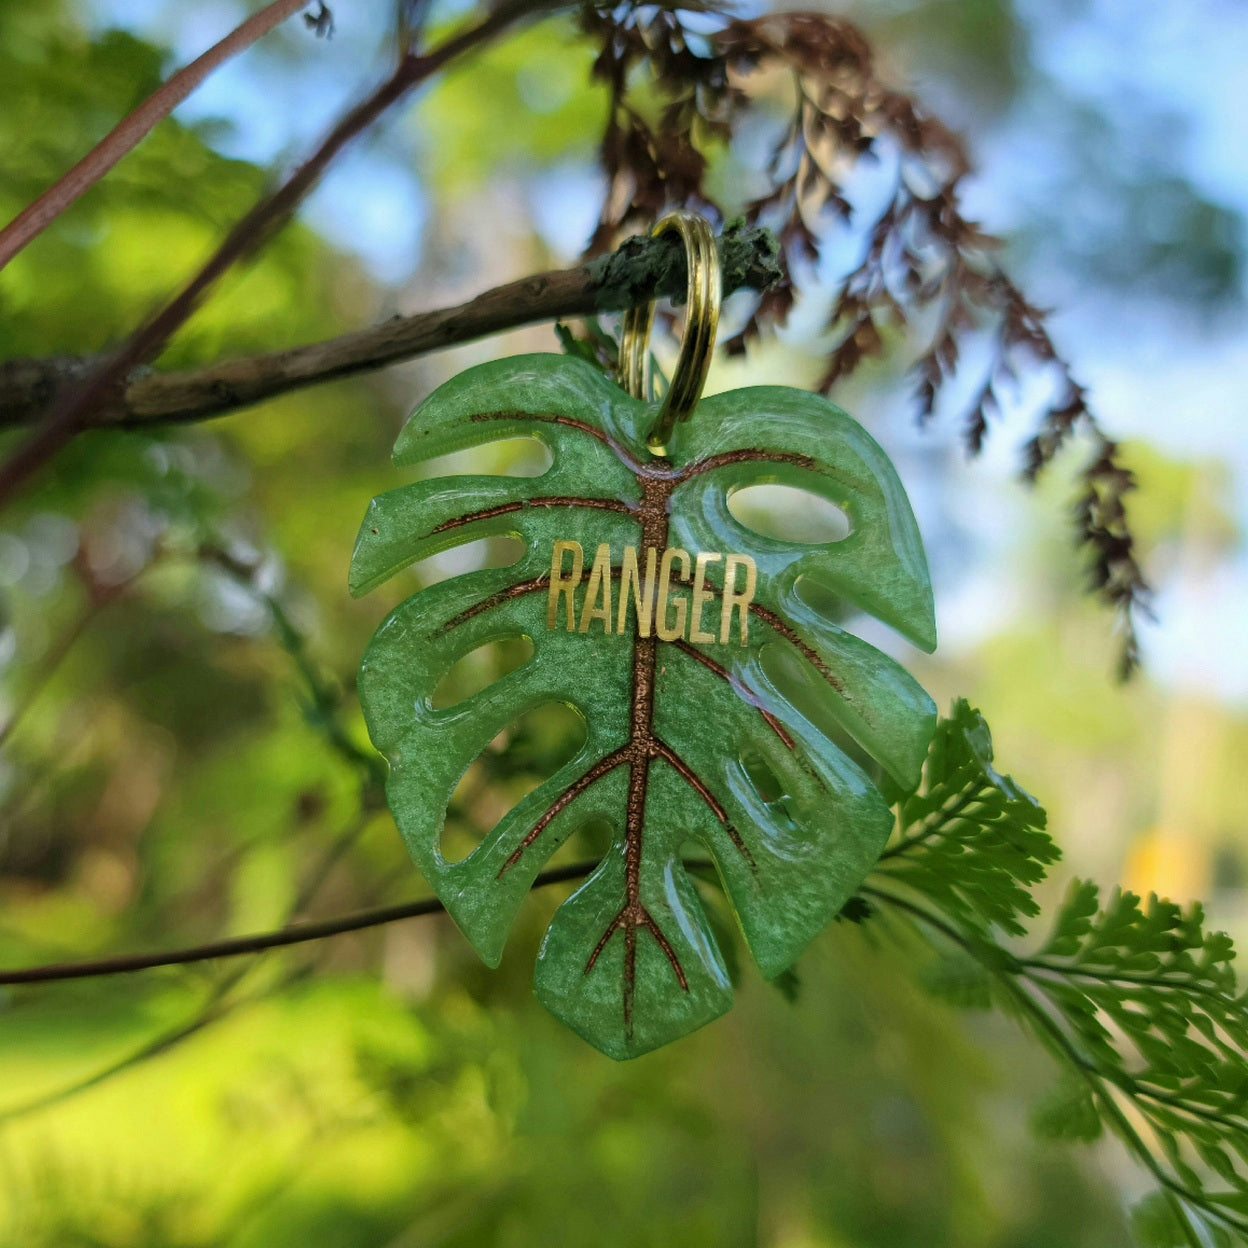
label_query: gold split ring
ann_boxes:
[618,210,722,456]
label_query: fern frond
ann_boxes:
[878,697,1059,936]
[866,702,1248,1247]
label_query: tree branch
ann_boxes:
[0,0,316,273]
[0,860,602,986]
[0,226,782,429]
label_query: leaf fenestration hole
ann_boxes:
[542,816,615,873]
[419,436,552,479]
[431,636,535,710]
[409,535,525,588]
[679,837,717,877]
[443,702,586,864]
[738,749,800,831]
[728,483,851,545]
[758,641,881,785]
[739,750,786,804]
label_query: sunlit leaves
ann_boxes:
[416,21,601,195]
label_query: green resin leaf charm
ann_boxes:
[351,353,937,1059]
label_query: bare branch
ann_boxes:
[0,226,781,429]
[0,0,314,272]
[0,860,601,986]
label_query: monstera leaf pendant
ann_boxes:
[351,216,937,1059]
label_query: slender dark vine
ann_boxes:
[0,860,601,988]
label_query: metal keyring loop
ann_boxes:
[618,210,722,457]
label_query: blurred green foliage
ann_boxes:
[0,2,1245,1246]
[0,4,355,364]
[416,22,602,194]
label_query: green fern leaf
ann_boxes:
[1031,1078,1104,1142]
[877,697,1059,936]
[865,703,1248,1244]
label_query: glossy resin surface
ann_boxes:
[351,354,937,1059]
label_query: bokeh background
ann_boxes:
[1,1,1246,1244]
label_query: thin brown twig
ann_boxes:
[0,0,314,272]
[0,860,600,986]
[0,809,371,1122]
[0,0,566,508]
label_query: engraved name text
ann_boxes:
[546,541,758,645]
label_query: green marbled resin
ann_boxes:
[351,353,936,1059]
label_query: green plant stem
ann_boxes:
[1021,957,1241,1005]
[878,780,982,860]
